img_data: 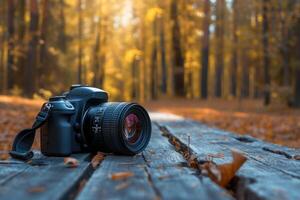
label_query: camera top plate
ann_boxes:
[66,85,108,102]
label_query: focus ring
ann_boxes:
[102,103,125,153]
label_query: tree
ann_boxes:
[240,49,250,97]
[24,0,39,97]
[214,0,225,98]
[170,0,185,96]
[293,3,300,107]
[230,0,238,97]
[77,0,83,84]
[159,15,167,95]
[58,0,67,53]
[262,0,271,105]
[6,0,15,91]
[150,14,158,99]
[0,0,6,93]
[92,14,106,89]
[92,18,101,87]
[39,0,49,89]
[279,0,291,87]
[200,0,211,99]
[15,0,26,89]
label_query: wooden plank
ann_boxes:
[0,153,92,200]
[142,124,232,200]
[77,124,232,200]
[76,155,157,200]
[151,112,300,200]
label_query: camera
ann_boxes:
[39,85,151,156]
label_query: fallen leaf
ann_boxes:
[293,155,300,160]
[27,186,45,193]
[111,172,134,180]
[64,157,79,168]
[200,150,247,187]
[0,153,9,160]
[91,152,105,168]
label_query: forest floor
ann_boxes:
[144,98,300,148]
[0,96,299,158]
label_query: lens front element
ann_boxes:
[123,114,142,144]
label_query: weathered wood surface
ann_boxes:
[0,153,92,200]
[77,124,232,200]
[0,112,299,200]
[150,112,300,200]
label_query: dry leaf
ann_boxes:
[293,155,300,160]
[111,172,134,180]
[91,152,105,168]
[201,150,247,187]
[0,153,9,160]
[27,186,45,193]
[64,157,79,168]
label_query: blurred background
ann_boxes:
[0,0,300,150]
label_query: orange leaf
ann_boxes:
[91,152,105,168]
[64,157,79,168]
[27,186,45,193]
[111,172,134,180]
[201,150,247,187]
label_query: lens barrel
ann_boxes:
[82,102,151,155]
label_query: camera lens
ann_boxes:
[82,102,151,155]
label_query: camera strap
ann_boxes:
[9,103,52,161]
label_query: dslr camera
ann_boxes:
[11,85,151,159]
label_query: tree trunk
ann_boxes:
[92,19,103,88]
[58,0,67,53]
[77,0,83,84]
[295,68,300,107]
[7,0,15,92]
[131,58,139,99]
[16,0,26,89]
[159,16,167,95]
[170,0,185,97]
[293,6,300,107]
[97,19,107,89]
[241,50,250,97]
[230,0,238,97]
[200,0,210,99]
[279,0,290,87]
[262,0,271,105]
[150,16,158,99]
[214,0,225,98]
[0,0,6,93]
[39,0,49,89]
[24,0,39,97]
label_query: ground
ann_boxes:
[144,98,300,148]
[0,96,299,154]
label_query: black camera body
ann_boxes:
[40,85,151,156]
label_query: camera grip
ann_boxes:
[41,114,73,156]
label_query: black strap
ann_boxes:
[10,103,52,161]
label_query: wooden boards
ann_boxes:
[151,112,300,200]
[0,153,92,200]
[76,124,232,200]
[1,112,299,200]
